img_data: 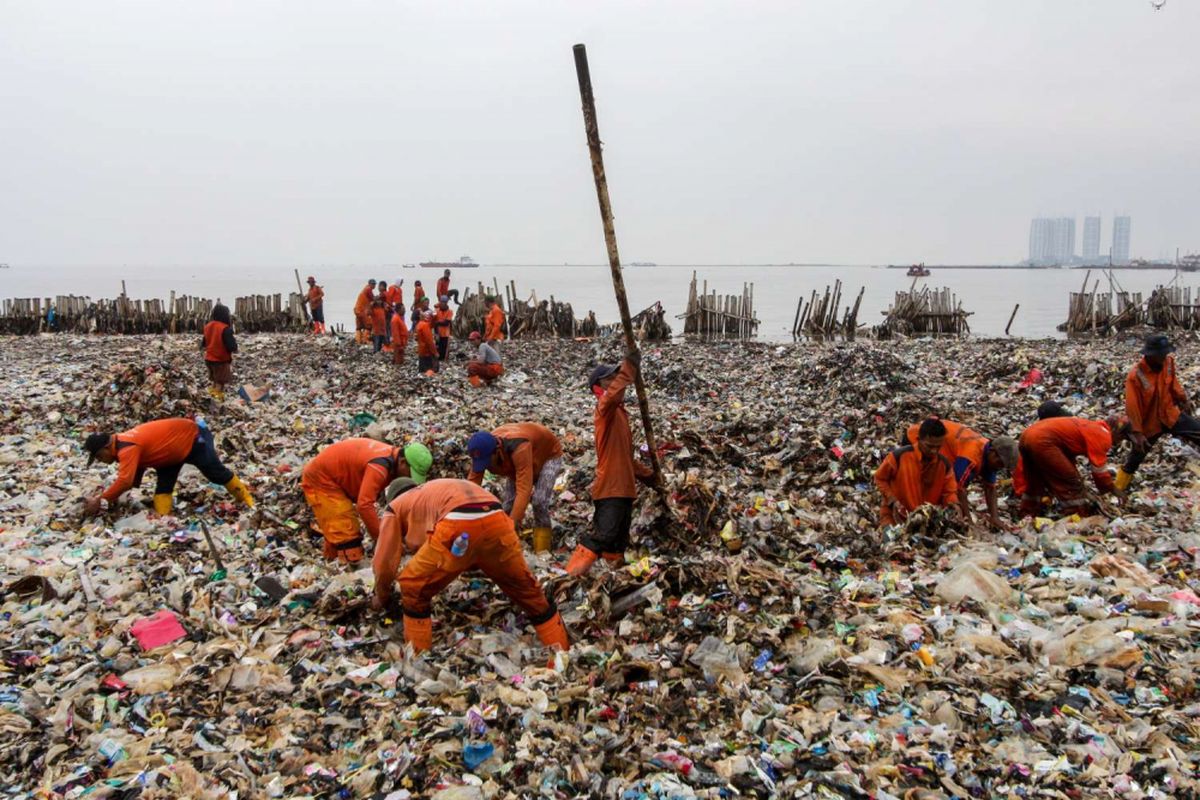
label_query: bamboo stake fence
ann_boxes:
[679,272,759,337]
[876,286,973,338]
[790,280,865,338]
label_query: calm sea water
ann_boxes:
[1,264,1191,341]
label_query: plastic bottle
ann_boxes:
[451,532,469,557]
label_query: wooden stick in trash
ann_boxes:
[77,563,98,605]
[572,43,665,498]
[198,520,226,573]
[294,269,311,322]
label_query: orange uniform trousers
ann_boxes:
[466,362,504,381]
[304,489,366,563]
[398,510,563,651]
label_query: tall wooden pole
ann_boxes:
[573,43,664,495]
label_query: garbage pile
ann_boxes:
[1,332,1198,799]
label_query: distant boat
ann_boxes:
[421,255,478,269]
[906,263,931,277]
[629,261,657,267]
[0,263,9,270]
[402,263,416,269]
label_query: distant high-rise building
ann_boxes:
[1112,216,1131,264]
[1029,218,1054,264]
[1082,216,1101,260]
[1050,217,1076,263]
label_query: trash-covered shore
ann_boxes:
[1,332,1198,799]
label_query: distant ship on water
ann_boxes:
[629,261,657,267]
[421,255,478,269]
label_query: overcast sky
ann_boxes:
[1,1,1195,266]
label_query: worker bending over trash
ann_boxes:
[371,478,569,661]
[466,423,563,543]
[82,418,254,516]
[567,349,654,576]
[1119,334,1200,491]
[465,331,504,386]
[874,418,958,527]
[1018,415,1126,518]
[301,438,432,564]
[903,418,1018,529]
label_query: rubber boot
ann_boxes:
[534,613,569,651]
[403,615,433,652]
[565,545,599,577]
[532,526,552,553]
[224,475,256,507]
[152,493,173,515]
[1115,468,1133,492]
[469,375,483,388]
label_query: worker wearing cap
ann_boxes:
[433,297,454,362]
[484,295,506,349]
[1118,334,1199,491]
[903,419,1018,529]
[390,303,408,364]
[1017,416,1126,518]
[300,438,432,564]
[306,276,325,335]
[371,478,569,660]
[82,418,254,517]
[875,418,958,527]
[465,332,503,386]
[415,310,438,376]
[567,349,654,576]
[436,269,459,306]
[354,279,376,345]
[466,424,563,541]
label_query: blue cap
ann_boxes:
[467,431,497,474]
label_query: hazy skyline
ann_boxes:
[2,1,1196,267]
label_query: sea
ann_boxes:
[1,264,1191,342]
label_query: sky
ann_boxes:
[1,0,1196,267]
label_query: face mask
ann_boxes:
[592,385,605,399]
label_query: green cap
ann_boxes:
[403,442,432,484]
[385,477,418,503]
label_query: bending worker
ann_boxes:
[567,349,654,576]
[301,438,432,564]
[903,418,1018,529]
[1018,415,1125,518]
[465,331,504,386]
[1118,334,1199,491]
[874,418,958,526]
[466,423,563,540]
[371,478,569,660]
[82,418,254,516]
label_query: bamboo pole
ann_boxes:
[573,43,664,494]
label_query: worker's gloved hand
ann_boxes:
[370,591,389,614]
[626,348,642,369]
[636,470,656,488]
[1181,399,1195,416]
[83,495,103,517]
[890,500,908,522]
[1129,432,1149,452]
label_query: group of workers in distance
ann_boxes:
[82,344,650,660]
[875,334,1199,528]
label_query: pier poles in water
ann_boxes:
[572,43,665,497]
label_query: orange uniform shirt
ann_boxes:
[1019,417,1112,471]
[873,445,957,513]
[386,285,402,306]
[301,438,401,539]
[375,479,500,588]
[1126,355,1187,438]
[413,286,426,303]
[467,423,563,524]
[485,305,506,341]
[101,419,200,502]
[371,305,387,336]
[592,360,651,500]
[307,285,324,311]
[354,285,374,316]
[904,420,993,487]
[203,320,232,363]
[436,276,451,298]
[415,320,437,356]
[434,306,453,338]
[390,313,408,346]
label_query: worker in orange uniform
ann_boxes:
[434,296,454,362]
[385,279,403,341]
[370,297,388,353]
[300,438,433,565]
[465,332,504,386]
[436,269,460,305]
[484,295,506,349]
[371,478,569,660]
[201,303,237,402]
[567,349,654,576]
[466,423,563,542]
[1017,415,1126,518]
[354,279,376,344]
[82,418,254,516]
[305,276,326,334]
[415,310,438,375]
[390,303,408,364]
[874,418,958,527]
[412,280,426,306]
[1118,334,1199,490]
[902,419,1018,529]
[1011,400,1072,500]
